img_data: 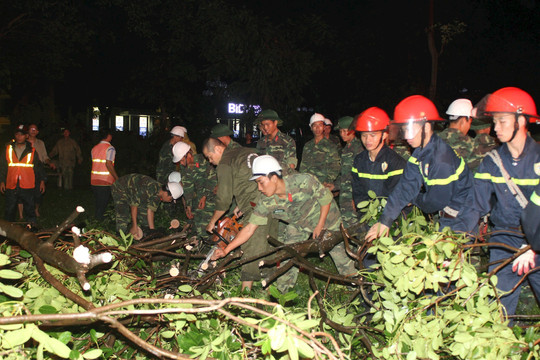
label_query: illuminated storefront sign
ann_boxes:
[227,103,261,115]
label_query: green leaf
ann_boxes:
[0,254,10,266]
[1,327,32,348]
[161,330,176,339]
[296,319,319,330]
[268,325,286,351]
[19,250,32,258]
[295,338,315,358]
[287,337,299,360]
[82,349,103,359]
[39,305,58,314]
[57,331,72,344]
[368,190,376,199]
[0,283,23,298]
[69,349,81,360]
[0,269,23,279]
[357,200,369,209]
[25,286,44,298]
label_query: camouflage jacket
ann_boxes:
[438,128,474,167]
[215,146,260,215]
[256,130,298,170]
[112,174,161,212]
[335,137,364,192]
[156,140,177,184]
[328,134,342,149]
[180,153,217,208]
[468,133,498,172]
[300,137,341,185]
[249,173,341,233]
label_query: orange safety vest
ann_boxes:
[91,142,115,185]
[5,145,36,189]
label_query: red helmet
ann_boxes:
[392,95,443,124]
[481,87,539,123]
[354,107,390,132]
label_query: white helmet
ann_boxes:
[168,171,182,183]
[446,99,473,120]
[170,126,186,137]
[323,118,332,126]
[309,113,325,126]
[249,155,282,180]
[167,182,184,199]
[172,142,191,162]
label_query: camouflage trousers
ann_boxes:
[339,191,357,229]
[276,225,356,293]
[240,220,271,282]
[111,190,150,234]
[190,207,215,238]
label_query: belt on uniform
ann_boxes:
[439,211,456,219]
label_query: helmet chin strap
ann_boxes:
[508,114,520,143]
[420,122,426,149]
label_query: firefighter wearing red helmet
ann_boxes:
[471,87,540,318]
[365,95,476,241]
[351,107,406,208]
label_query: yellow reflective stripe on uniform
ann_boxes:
[531,191,540,206]
[408,156,419,165]
[92,159,107,163]
[7,147,33,167]
[91,171,110,175]
[474,172,539,186]
[351,167,403,179]
[424,157,466,186]
[8,163,33,167]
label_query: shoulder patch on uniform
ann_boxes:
[535,162,540,176]
[424,163,429,176]
[381,161,388,173]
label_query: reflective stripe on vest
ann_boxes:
[409,155,466,186]
[91,142,115,185]
[531,191,540,206]
[6,146,35,189]
[474,172,540,186]
[351,167,403,179]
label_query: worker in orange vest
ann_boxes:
[91,128,118,220]
[0,125,46,224]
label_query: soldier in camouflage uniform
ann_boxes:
[300,113,341,186]
[325,116,364,228]
[111,174,183,237]
[203,138,270,291]
[438,99,475,167]
[468,116,498,172]
[255,109,297,174]
[212,155,356,292]
[210,123,241,149]
[324,118,342,149]
[156,126,185,184]
[178,149,217,238]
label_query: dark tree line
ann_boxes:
[1,0,539,133]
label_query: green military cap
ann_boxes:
[210,123,234,138]
[470,116,492,131]
[255,109,284,126]
[334,116,354,130]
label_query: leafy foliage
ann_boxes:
[0,195,538,359]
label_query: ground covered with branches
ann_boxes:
[0,191,539,359]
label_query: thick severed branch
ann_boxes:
[0,213,112,293]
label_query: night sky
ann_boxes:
[2,0,540,127]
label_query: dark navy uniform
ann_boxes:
[351,145,405,205]
[473,136,540,315]
[522,183,540,252]
[379,134,474,232]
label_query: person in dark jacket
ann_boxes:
[366,95,475,241]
